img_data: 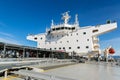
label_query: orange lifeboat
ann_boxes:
[109,47,115,54]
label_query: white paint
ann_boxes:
[27,12,117,56]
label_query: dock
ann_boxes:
[0,58,77,80]
[0,42,69,59]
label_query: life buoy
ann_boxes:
[109,48,115,54]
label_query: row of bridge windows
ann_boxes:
[51,27,75,31]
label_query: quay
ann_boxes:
[45,62,120,80]
[0,61,120,80]
[0,42,69,59]
[0,58,77,80]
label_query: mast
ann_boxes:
[75,14,79,26]
[51,19,54,28]
[62,11,71,24]
[51,19,54,26]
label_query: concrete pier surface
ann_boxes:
[44,63,120,80]
[0,59,120,80]
[0,58,74,71]
[0,59,76,80]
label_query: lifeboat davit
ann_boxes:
[109,47,115,54]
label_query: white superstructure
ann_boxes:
[27,12,117,56]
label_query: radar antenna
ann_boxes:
[62,11,71,24]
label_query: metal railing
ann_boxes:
[12,70,77,80]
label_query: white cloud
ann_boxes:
[0,32,14,38]
[0,32,21,45]
[0,37,21,45]
[100,37,120,55]
[0,22,22,44]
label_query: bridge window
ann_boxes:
[56,28,60,30]
[72,27,75,30]
[61,27,64,30]
[59,47,61,49]
[93,29,98,33]
[52,28,55,31]
[63,47,65,49]
[68,27,71,30]
[65,27,68,29]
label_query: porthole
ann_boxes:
[69,47,71,49]
[40,37,42,40]
[86,46,89,49]
[34,37,37,40]
[77,46,80,49]
[83,32,86,35]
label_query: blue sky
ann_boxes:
[0,0,120,55]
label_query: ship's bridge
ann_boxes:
[47,24,77,35]
[47,11,79,35]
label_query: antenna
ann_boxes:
[46,27,48,32]
[62,11,71,24]
[75,14,79,25]
[51,19,54,26]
